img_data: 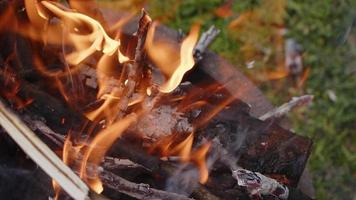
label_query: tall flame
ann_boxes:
[41,1,128,65]
[159,25,199,93]
[80,114,138,193]
[146,23,200,93]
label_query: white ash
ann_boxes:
[259,95,313,121]
[232,169,289,199]
[134,105,192,140]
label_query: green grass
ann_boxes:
[147,0,356,199]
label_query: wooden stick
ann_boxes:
[259,95,313,121]
[116,10,152,119]
[0,100,90,200]
[194,25,220,62]
[100,170,193,200]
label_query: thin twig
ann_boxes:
[194,25,220,62]
[116,10,152,119]
[259,95,313,121]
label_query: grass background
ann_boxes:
[101,0,356,199]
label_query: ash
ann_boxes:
[135,105,193,140]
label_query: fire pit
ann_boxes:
[0,1,313,199]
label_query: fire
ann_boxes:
[159,25,200,93]
[40,1,128,65]
[53,135,73,199]
[80,114,138,193]
[191,142,211,184]
[1,0,215,196]
[146,23,200,93]
[149,133,212,184]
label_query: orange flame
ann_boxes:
[159,25,199,93]
[146,23,199,93]
[41,1,128,65]
[149,132,211,184]
[191,142,211,184]
[52,135,73,199]
[80,114,138,193]
[24,0,51,28]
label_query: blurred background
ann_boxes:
[99,0,356,199]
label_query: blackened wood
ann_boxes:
[101,170,193,200]
[116,10,152,119]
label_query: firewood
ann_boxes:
[259,95,313,121]
[22,113,198,200]
[194,25,221,62]
[116,10,152,120]
[100,170,193,200]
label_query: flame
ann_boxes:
[40,1,127,65]
[149,133,211,184]
[85,88,122,123]
[24,0,51,28]
[145,22,181,76]
[52,135,73,199]
[80,114,138,193]
[191,142,211,184]
[194,95,236,128]
[146,23,199,93]
[170,133,194,161]
[159,25,199,93]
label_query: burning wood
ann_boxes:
[0,0,314,199]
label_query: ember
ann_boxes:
[0,1,313,200]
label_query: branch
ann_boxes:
[259,95,313,121]
[194,25,220,62]
[100,170,193,200]
[116,10,152,119]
